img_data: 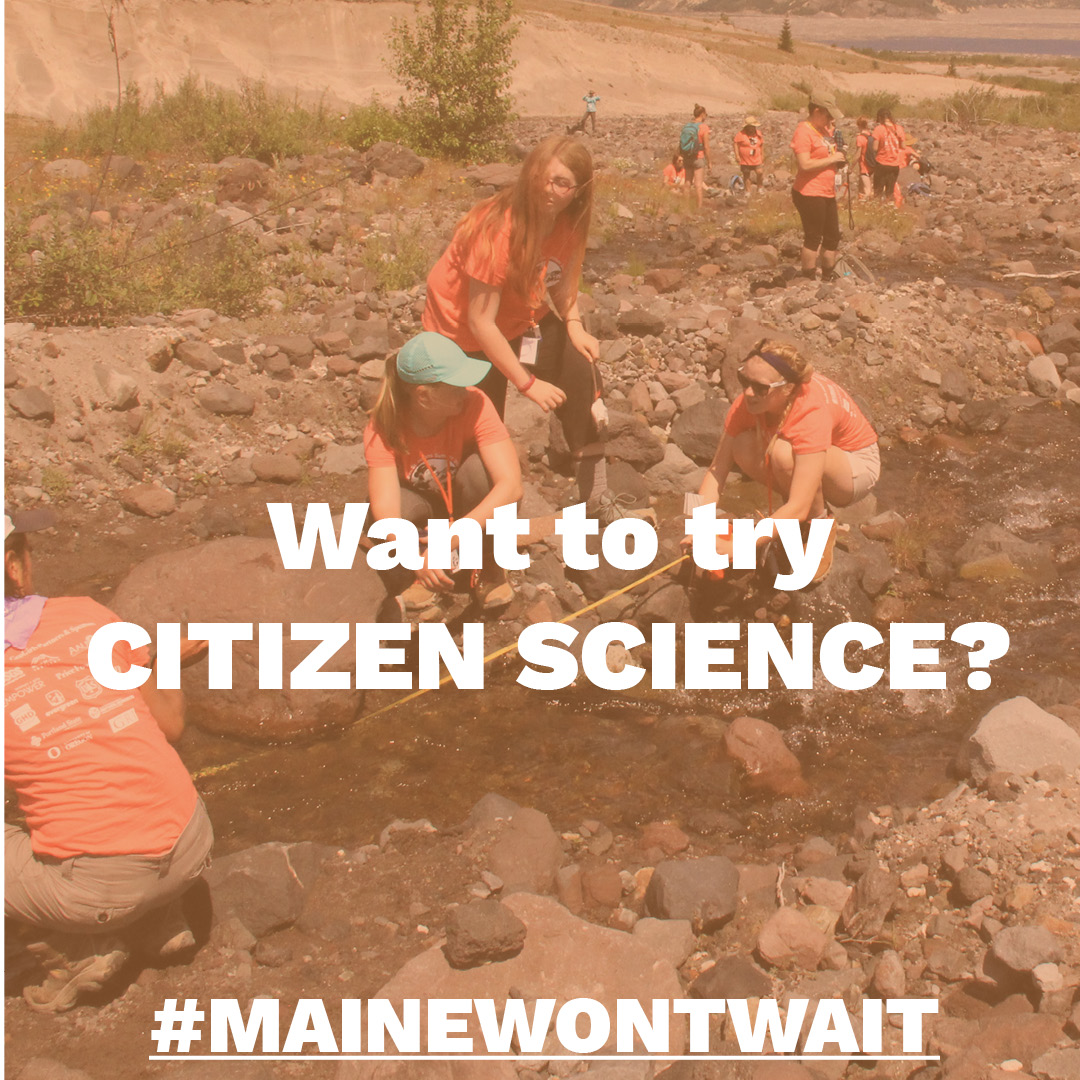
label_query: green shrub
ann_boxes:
[836,90,901,122]
[388,0,518,161]
[360,223,436,291]
[36,75,346,163]
[5,207,268,324]
[342,101,409,151]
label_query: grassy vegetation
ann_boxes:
[736,192,798,243]
[120,421,192,465]
[853,47,1080,73]
[359,222,439,292]
[5,207,268,325]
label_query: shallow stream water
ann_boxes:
[192,402,1080,855]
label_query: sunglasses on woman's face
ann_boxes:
[546,176,579,193]
[737,367,788,396]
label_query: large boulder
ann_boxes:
[959,696,1080,783]
[335,893,686,1080]
[112,536,382,740]
[355,141,425,182]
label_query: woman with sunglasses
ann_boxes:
[790,91,848,281]
[693,339,879,580]
[423,136,633,523]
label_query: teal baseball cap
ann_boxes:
[396,332,492,387]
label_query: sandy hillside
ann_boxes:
[6,0,999,123]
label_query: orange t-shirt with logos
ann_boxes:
[791,121,838,199]
[364,387,509,500]
[870,122,906,167]
[734,131,764,167]
[724,373,877,455]
[5,596,197,859]
[423,209,578,353]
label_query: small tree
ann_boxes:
[778,15,795,54]
[388,0,518,161]
[946,56,958,78]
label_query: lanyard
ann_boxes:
[417,450,454,522]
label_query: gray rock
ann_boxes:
[443,900,527,968]
[1033,1048,1080,1080]
[349,318,391,361]
[872,950,906,997]
[321,444,367,476]
[8,387,55,421]
[756,907,829,970]
[645,856,739,931]
[356,141,425,181]
[263,334,314,368]
[953,867,994,904]
[175,340,225,374]
[669,397,728,464]
[198,385,256,416]
[119,484,176,518]
[205,841,326,938]
[939,367,974,402]
[465,795,563,896]
[960,399,1010,433]
[94,365,140,410]
[689,954,772,998]
[602,409,665,469]
[43,159,91,180]
[1040,318,1080,356]
[1027,355,1063,397]
[643,442,705,493]
[955,523,1040,567]
[962,696,1080,782]
[250,453,302,484]
[617,307,666,336]
[112,536,382,739]
[631,917,696,969]
[991,925,1066,974]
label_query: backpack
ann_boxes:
[864,134,878,170]
[680,121,701,157]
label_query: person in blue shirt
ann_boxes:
[581,90,600,134]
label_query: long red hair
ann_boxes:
[451,136,593,308]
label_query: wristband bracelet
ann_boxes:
[567,316,583,324]
[519,374,537,393]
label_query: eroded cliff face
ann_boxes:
[6,0,765,123]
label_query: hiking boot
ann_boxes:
[470,567,514,612]
[401,581,438,614]
[820,268,840,283]
[589,491,658,528]
[23,939,128,1013]
[129,897,197,961]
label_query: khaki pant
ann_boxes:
[5,799,213,934]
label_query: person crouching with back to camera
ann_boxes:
[363,331,523,616]
[5,509,213,1013]
[691,338,880,583]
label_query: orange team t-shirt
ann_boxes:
[5,596,198,859]
[791,121,837,198]
[734,131,764,167]
[662,163,685,186]
[423,209,578,353]
[870,122,906,167]
[724,374,877,455]
[364,387,509,501]
[856,132,870,175]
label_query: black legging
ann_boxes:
[374,453,494,597]
[873,164,900,199]
[791,189,840,253]
[471,311,604,454]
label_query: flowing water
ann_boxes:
[192,402,1080,854]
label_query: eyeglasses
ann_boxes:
[737,368,788,396]
[546,176,579,193]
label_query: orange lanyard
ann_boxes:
[417,449,454,522]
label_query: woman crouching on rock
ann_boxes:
[692,338,879,583]
[364,332,523,614]
[423,136,642,525]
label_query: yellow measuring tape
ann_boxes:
[191,553,690,783]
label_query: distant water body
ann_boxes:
[835,37,1080,57]
[728,10,1080,59]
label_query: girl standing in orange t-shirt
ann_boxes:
[423,137,644,523]
[790,95,848,281]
